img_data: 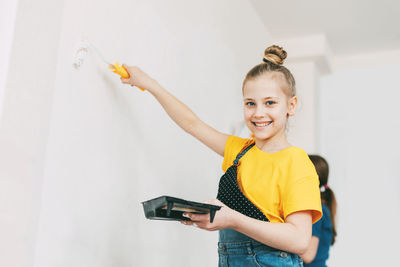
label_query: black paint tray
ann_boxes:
[141,195,221,223]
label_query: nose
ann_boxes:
[254,105,265,118]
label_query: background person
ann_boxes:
[301,155,337,267]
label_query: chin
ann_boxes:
[246,127,268,140]
[251,130,272,140]
[253,135,272,142]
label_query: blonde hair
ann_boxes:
[243,45,296,97]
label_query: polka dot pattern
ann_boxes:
[217,143,269,222]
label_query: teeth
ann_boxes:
[254,122,270,127]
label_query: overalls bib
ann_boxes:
[216,142,303,267]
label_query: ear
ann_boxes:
[287,96,297,117]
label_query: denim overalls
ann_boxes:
[216,142,303,267]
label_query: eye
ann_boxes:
[245,102,255,106]
[265,100,276,106]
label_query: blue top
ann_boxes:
[304,203,333,267]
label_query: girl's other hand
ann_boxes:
[180,199,237,231]
[120,65,158,91]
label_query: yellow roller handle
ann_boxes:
[109,62,145,91]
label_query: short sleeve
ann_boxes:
[283,174,322,224]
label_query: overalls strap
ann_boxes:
[233,142,255,165]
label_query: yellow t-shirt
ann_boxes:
[222,136,322,224]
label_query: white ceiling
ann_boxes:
[250,0,400,56]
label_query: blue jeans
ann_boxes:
[218,229,303,267]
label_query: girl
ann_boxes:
[121,45,322,267]
[302,155,337,267]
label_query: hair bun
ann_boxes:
[263,45,287,66]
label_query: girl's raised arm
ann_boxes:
[121,65,229,156]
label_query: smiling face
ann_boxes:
[243,73,297,150]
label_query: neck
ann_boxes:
[254,133,291,153]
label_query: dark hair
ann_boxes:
[243,45,296,97]
[308,154,337,245]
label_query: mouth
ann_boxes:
[252,121,272,127]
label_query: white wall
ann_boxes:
[0,0,18,120]
[0,0,270,267]
[319,61,400,266]
[286,61,320,153]
[0,0,64,266]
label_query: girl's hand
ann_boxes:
[120,65,158,91]
[180,199,237,231]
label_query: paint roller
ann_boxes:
[73,40,145,91]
